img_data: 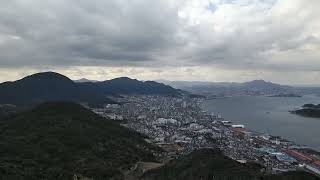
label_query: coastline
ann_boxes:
[200,96,320,154]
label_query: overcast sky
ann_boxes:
[0,0,319,85]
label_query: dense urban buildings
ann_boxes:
[93,95,320,176]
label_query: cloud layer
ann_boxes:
[0,0,319,84]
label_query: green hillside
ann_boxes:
[0,102,160,179]
[142,148,319,180]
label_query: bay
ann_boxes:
[201,95,320,151]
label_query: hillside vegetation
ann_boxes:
[0,102,160,179]
[142,148,319,180]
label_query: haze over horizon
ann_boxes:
[0,0,319,85]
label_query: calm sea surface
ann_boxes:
[201,95,320,151]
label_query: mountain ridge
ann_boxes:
[96,77,182,96]
[0,72,182,108]
[160,79,296,96]
[0,72,114,107]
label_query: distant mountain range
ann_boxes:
[0,72,182,107]
[96,77,181,96]
[159,79,319,97]
[74,78,99,83]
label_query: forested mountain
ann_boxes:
[96,77,181,96]
[0,102,161,179]
[0,72,114,107]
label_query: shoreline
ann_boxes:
[200,97,320,152]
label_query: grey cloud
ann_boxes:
[0,0,182,67]
[0,0,319,74]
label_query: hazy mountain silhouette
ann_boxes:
[0,72,114,107]
[96,77,181,96]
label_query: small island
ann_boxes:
[291,104,320,118]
